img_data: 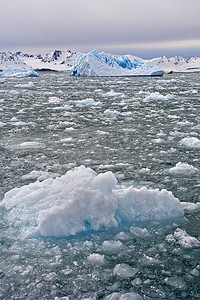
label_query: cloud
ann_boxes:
[0,0,200,57]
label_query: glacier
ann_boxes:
[1,165,184,238]
[0,65,39,78]
[70,49,164,77]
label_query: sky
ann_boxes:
[0,0,200,58]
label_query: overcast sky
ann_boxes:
[1,0,200,58]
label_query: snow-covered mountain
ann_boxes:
[0,49,200,73]
[0,51,27,70]
[0,50,75,71]
[147,56,200,73]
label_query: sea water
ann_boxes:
[0,72,199,299]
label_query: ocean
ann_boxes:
[0,72,199,299]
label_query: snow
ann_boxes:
[144,92,175,101]
[180,137,200,148]
[169,162,198,174]
[1,165,184,238]
[0,65,39,78]
[70,49,164,77]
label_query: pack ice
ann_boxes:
[0,65,39,78]
[70,49,164,77]
[1,166,183,238]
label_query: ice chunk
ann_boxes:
[174,228,200,248]
[130,226,151,238]
[157,79,177,84]
[181,202,200,212]
[104,90,125,97]
[101,240,124,253]
[113,264,138,278]
[19,141,44,148]
[144,92,175,101]
[1,166,184,238]
[164,276,186,289]
[15,82,36,88]
[75,98,103,107]
[0,65,39,78]
[87,253,105,265]
[0,122,7,127]
[105,292,143,300]
[116,186,184,223]
[180,137,200,148]
[70,49,164,77]
[48,96,63,104]
[169,162,198,174]
[166,228,200,248]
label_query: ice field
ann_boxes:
[0,72,200,299]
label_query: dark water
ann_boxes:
[0,72,199,299]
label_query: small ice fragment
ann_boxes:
[113,263,138,278]
[87,253,105,265]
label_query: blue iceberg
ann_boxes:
[70,49,164,77]
[0,65,39,78]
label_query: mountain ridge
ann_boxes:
[0,50,200,73]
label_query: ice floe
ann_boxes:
[15,82,36,88]
[1,165,184,238]
[180,137,200,148]
[169,162,198,175]
[0,65,39,78]
[144,92,175,101]
[166,228,200,248]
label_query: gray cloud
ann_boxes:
[1,0,200,57]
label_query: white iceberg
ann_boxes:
[0,65,39,78]
[1,165,184,238]
[70,49,164,77]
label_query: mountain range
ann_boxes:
[0,49,200,73]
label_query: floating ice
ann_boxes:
[169,162,198,175]
[22,170,58,182]
[0,78,7,83]
[157,79,177,84]
[19,141,44,148]
[15,82,36,88]
[104,90,125,97]
[101,240,124,253]
[75,98,103,107]
[144,92,175,101]
[181,202,200,212]
[53,105,72,111]
[48,96,63,104]
[166,228,200,248]
[104,292,143,300]
[0,65,39,78]
[104,109,125,118]
[1,166,184,238]
[87,253,105,265]
[0,122,7,127]
[113,264,138,278]
[180,137,200,148]
[70,49,164,77]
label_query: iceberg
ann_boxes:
[0,65,39,78]
[1,166,184,238]
[70,49,164,77]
